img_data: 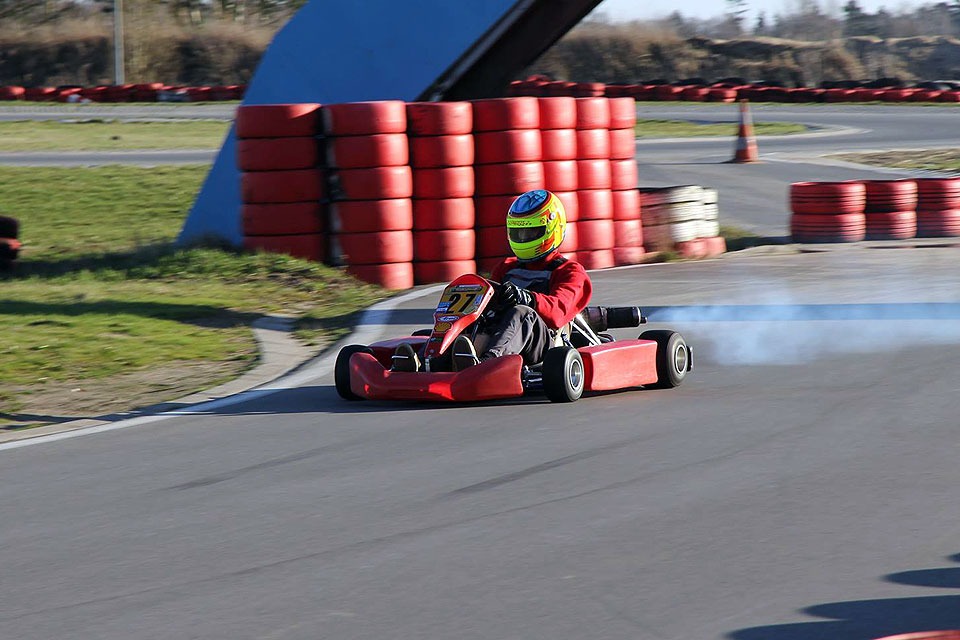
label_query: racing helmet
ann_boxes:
[506,189,566,262]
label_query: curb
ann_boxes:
[0,285,444,452]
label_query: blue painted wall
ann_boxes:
[180,0,521,245]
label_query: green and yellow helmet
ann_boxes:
[506,189,566,262]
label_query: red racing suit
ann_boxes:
[490,254,593,330]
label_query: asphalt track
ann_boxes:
[4,245,960,640]
[3,105,960,640]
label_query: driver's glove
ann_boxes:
[501,281,534,308]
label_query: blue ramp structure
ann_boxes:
[179,0,602,245]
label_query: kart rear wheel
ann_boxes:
[543,346,585,403]
[640,330,690,388]
[335,345,373,400]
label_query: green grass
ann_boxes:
[0,165,382,426]
[831,149,960,171]
[634,118,808,138]
[0,120,230,151]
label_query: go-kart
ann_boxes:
[335,274,691,403]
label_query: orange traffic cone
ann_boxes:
[731,99,759,163]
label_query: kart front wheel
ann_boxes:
[543,346,585,403]
[335,345,373,400]
[640,330,690,388]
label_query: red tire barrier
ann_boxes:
[555,191,579,222]
[241,169,324,203]
[543,160,578,192]
[577,189,614,220]
[614,219,644,248]
[707,88,737,103]
[409,134,474,168]
[791,213,866,243]
[412,166,475,199]
[610,160,639,191]
[609,128,636,160]
[674,238,707,259]
[916,178,960,210]
[475,225,511,258]
[244,233,324,262]
[790,181,866,214]
[863,179,917,213]
[236,137,318,171]
[608,97,637,129]
[613,246,646,266]
[325,134,409,168]
[577,219,615,251]
[329,166,413,200]
[576,159,612,190]
[236,104,321,138]
[322,101,406,135]
[413,198,475,230]
[25,87,56,102]
[682,87,709,102]
[612,189,641,221]
[655,85,684,100]
[414,229,476,261]
[242,203,324,236]
[472,97,540,131]
[576,82,605,98]
[0,86,25,100]
[541,129,577,161]
[338,230,413,264]
[865,210,917,240]
[475,195,516,227]
[562,221,578,252]
[330,199,414,233]
[414,260,478,284]
[575,128,610,159]
[917,209,960,237]
[474,161,545,196]
[537,97,577,129]
[577,249,615,270]
[347,262,415,289]
[575,97,610,129]
[406,102,472,135]
[701,236,727,257]
[476,257,504,274]
[474,129,542,164]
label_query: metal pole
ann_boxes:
[114,0,125,85]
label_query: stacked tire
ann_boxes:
[472,98,545,273]
[790,181,866,243]
[407,102,477,284]
[863,180,917,240]
[0,214,21,268]
[916,178,960,237]
[323,101,414,289]
[608,97,645,266]
[639,186,705,255]
[237,104,326,263]
[537,97,580,262]
[574,97,615,270]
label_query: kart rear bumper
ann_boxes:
[349,352,525,401]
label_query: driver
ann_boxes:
[392,189,592,372]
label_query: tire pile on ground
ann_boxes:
[572,97,615,270]
[408,102,477,284]
[237,104,326,262]
[0,214,21,269]
[790,178,960,242]
[472,97,546,273]
[638,186,726,258]
[0,83,245,103]
[324,101,414,290]
[789,181,867,242]
[916,178,960,236]
[537,97,579,261]
[608,98,645,266]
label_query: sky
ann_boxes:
[587,0,932,22]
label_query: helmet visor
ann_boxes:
[509,226,546,244]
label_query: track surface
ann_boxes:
[3,247,960,640]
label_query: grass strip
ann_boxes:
[0,120,230,151]
[634,118,807,138]
[832,149,960,172]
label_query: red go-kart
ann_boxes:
[335,274,691,403]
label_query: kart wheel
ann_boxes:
[543,347,585,403]
[640,330,690,388]
[335,345,373,400]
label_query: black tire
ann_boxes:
[640,330,690,389]
[542,346,585,403]
[335,345,373,400]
